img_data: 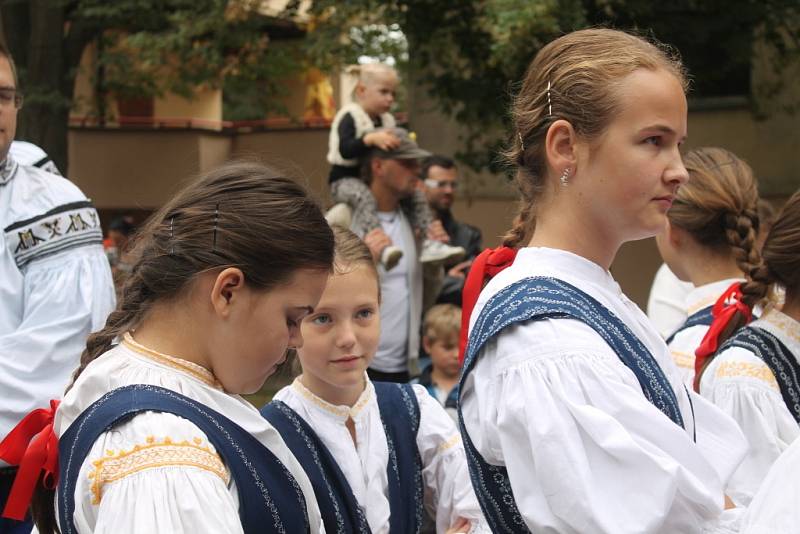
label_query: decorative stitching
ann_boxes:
[88,437,229,504]
[763,310,800,345]
[122,333,222,390]
[291,377,372,418]
[715,361,779,389]
[670,350,695,370]
[437,434,462,453]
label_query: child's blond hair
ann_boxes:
[423,304,461,343]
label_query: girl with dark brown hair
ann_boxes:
[655,147,761,388]
[2,162,335,533]
[695,189,800,506]
[457,28,747,532]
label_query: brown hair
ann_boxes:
[502,28,688,247]
[668,147,761,286]
[713,189,800,350]
[0,40,18,87]
[32,161,335,533]
[423,304,461,342]
[331,225,380,298]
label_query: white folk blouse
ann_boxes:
[461,247,747,534]
[53,334,326,534]
[274,377,490,534]
[700,308,800,506]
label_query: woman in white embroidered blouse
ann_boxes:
[459,29,748,533]
[699,190,800,506]
[273,227,489,534]
[655,147,761,387]
[26,162,336,534]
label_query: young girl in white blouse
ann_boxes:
[3,162,335,533]
[655,147,761,388]
[263,226,488,534]
[695,189,800,506]
[458,28,748,533]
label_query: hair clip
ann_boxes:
[212,203,219,252]
[546,80,552,117]
[169,217,175,254]
[518,131,525,151]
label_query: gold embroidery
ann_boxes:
[715,361,779,390]
[88,437,229,504]
[438,434,461,453]
[122,332,222,389]
[670,350,695,370]
[292,377,372,418]
[763,310,800,345]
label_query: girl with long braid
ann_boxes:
[1,162,334,533]
[656,147,762,388]
[457,29,747,533]
[694,189,800,506]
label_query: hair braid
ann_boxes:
[723,210,765,307]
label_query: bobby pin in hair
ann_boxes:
[169,216,175,255]
[546,80,552,117]
[212,203,219,252]
[518,131,525,151]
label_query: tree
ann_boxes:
[300,0,800,173]
[0,0,303,171]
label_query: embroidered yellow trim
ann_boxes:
[438,434,462,453]
[88,436,230,505]
[715,361,779,390]
[292,377,372,418]
[122,332,222,389]
[763,310,800,345]
[670,350,695,370]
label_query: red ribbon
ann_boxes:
[693,282,753,391]
[459,246,518,363]
[0,399,60,521]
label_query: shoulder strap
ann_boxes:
[261,401,371,534]
[720,326,800,423]
[666,305,714,345]
[373,382,423,534]
[58,384,310,534]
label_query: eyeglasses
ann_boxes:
[0,88,23,109]
[424,178,458,190]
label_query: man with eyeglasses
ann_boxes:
[0,44,115,532]
[422,155,482,306]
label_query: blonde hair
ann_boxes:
[503,28,688,247]
[669,147,761,278]
[331,225,380,299]
[423,304,461,342]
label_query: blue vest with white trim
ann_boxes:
[718,325,800,423]
[260,381,424,534]
[458,276,689,533]
[57,384,311,534]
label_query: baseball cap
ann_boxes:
[374,127,431,160]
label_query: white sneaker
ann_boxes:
[325,203,352,228]
[420,240,465,264]
[381,246,403,271]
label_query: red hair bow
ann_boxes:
[459,246,518,363]
[0,399,60,520]
[693,282,753,391]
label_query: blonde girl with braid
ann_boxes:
[457,28,748,533]
[693,190,800,506]
[655,147,762,387]
[2,162,334,534]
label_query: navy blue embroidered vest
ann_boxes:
[458,277,688,533]
[57,384,311,534]
[719,325,800,423]
[261,382,423,534]
[665,305,714,345]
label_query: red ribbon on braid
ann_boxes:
[0,399,60,520]
[693,282,753,391]
[459,246,518,363]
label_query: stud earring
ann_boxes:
[560,167,571,187]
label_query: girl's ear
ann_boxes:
[544,119,578,179]
[210,267,246,317]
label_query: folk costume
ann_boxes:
[700,308,800,506]
[265,376,489,534]
[459,247,747,533]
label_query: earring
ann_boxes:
[560,167,571,187]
